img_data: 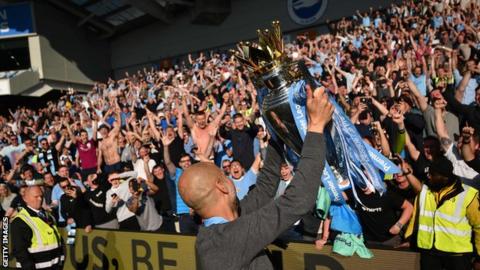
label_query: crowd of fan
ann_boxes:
[0,0,479,250]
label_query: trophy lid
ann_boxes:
[233,21,287,76]
[233,21,301,90]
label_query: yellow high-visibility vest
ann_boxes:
[417,184,478,253]
[13,208,64,269]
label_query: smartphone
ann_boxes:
[396,87,402,98]
[360,97,372,106]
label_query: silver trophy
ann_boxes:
[259,62,310,156]
[234,21,397,201]
[233,21,316,156]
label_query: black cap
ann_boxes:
[98,124,110,131]
[428,156,454,178]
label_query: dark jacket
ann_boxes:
[84,182,117,226]
[443,83,480,131]
[466,156,480,174]
[60,187,93,228]
[152,176,173,214]
[383,113,425,153]
[195,132,326,270]
[223,124,259,169]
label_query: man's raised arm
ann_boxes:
[239,141,283,215]
[182,96,195,129]
[162,133,177,177]
[216,86,333,265]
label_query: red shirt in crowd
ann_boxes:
[76,139,97,170]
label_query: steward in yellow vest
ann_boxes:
[405,157,480,270]
[11,186,65,270]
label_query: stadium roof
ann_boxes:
[1,0,232,39]
[52,0,196,37]
[1,0,197,38]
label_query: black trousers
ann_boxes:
[119,216,140,231]
[178,214,198,234]
[80,167,97,182]
[420,252,472,270]
[159,214,176,233]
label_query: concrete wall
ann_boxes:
[9,69,40,94]
[0,78,10,95]
[32,1,111,84]
[0,69,39,95]
[110,0,399,77]
[28,36,43,78]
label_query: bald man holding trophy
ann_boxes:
[179,22,399,270]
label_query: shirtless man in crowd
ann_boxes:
[98,109,122,174]
[181,94,228,156]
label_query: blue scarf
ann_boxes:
[285,80,400,200]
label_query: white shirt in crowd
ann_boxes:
[133,159,156,180]
[445,143,478,179]
[105,179,135,223]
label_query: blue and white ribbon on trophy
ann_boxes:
[258,80,400,206]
